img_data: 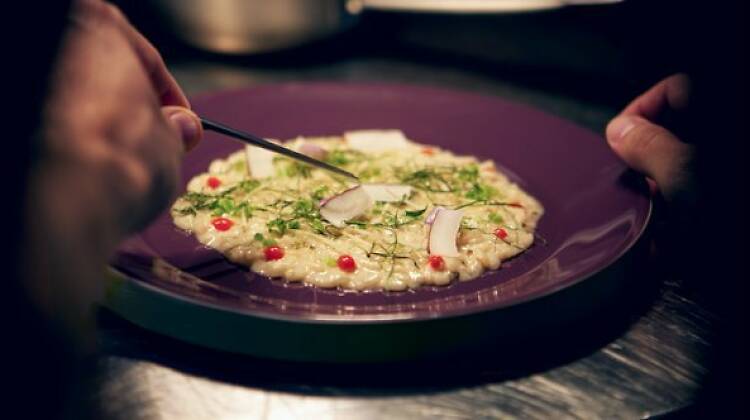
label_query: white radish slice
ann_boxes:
[361,184,412,202]
[319,186,373,227]
[299,142,328,160]
[344,129,409,153]
[245,143,276,178]
[428,208,464,257]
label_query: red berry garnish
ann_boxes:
[428,255,445,271]
[211,217,233,231]
[337,255,357,272]
[264,246,285,261]
[494,228,508,239]
[207,176,222,189]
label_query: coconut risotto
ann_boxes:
[171,130,543,291]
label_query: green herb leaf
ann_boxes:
[310,219,326,234]
[325,150,351,166]
[211,197,236,215]
[267,218,288,235]
[488,212,503,223]
[405,207,427,218]
[292,199,317,219]
[254,232,277,246]
[465,182,497,201]
[311,186,329,201]
[346,220,368,229]
[400,167,454,193]
[238,179,260,193]
[236,202,253,218]
[284,161,312,178]
[457,164,479,182]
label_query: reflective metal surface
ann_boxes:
[150,0,354,54]
[96,280,711,419]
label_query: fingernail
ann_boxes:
[169,111,199,147]
[607,116,636,144]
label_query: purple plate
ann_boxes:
[106,82,650,359]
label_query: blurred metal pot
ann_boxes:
[150,0,622,54]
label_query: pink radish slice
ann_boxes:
[361,184,412,202]
[319,186,373,227]
[245,144,275,178]
[344,129,409,153]
[299,142,328,160]
[427,208,464,257]
[424,207,441,225]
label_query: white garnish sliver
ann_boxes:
[428,208,464,257]
[245,143,276,178]
[361,184,412,202]
[344,129,410,153]
[319,186,373,227]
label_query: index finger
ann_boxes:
[120,21,190,108]
[87,1,190,108]
[621,73,691,120]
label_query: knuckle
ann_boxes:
[112,106,157,147]
[114,157,152,199]
[116,106,177,151]
[108,148,178,211]
[97,112,181,201]
[108,154,178,231]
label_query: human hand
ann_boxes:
[38,0,203,232]
[605,74,695,202]
[23,0,202,336]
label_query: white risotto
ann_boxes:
[171,130,543,291]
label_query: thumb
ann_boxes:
[162,106,203,152]
[606,115,694,199]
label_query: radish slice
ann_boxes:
[361,184,412,202]
[299,142,328,160]
[424,207,441,225]
[344,129,409,153]
[427,208,464,257]
[319,186,373,227]
[245,143,276,178]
